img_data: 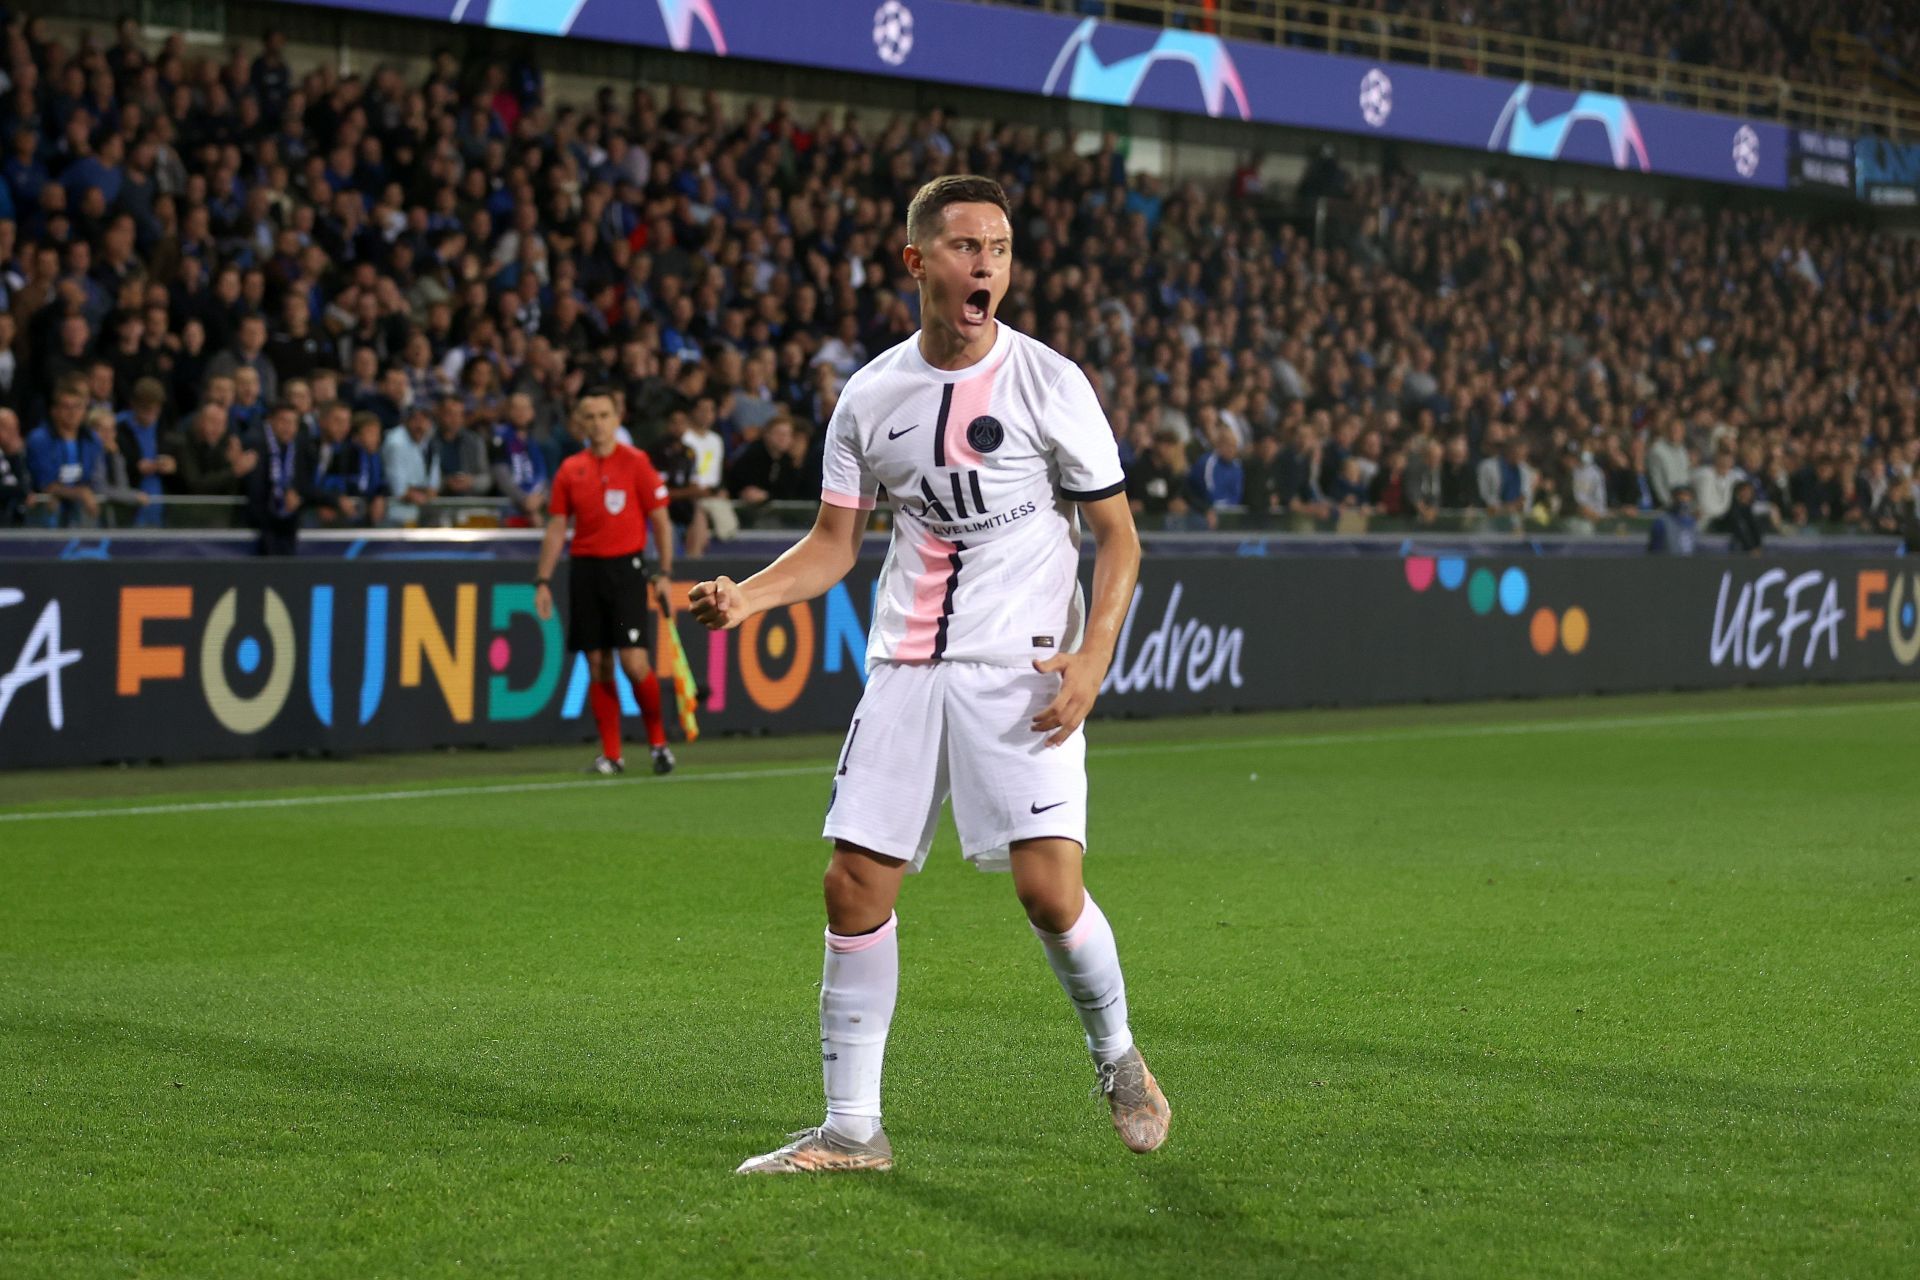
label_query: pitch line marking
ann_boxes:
[0,698,1912,824]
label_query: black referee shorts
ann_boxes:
[567,553,653,653]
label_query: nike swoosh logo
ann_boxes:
[1030,801,1068,814]
[886,425,918,440]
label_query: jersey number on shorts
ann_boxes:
[917,471,989,522]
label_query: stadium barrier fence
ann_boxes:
[2,552,1915,769]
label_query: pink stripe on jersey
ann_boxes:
[895,532,959,661]
[822,489,876,510]
[942,351,1004,469]
[826,911,898,953]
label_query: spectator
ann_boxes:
[166,402,249,529]
[1438,434,1478,511]
[1648,416,1692,511]
[114,377,174,527]
[266,294,336,384]
[245,401,320,555]
[725,414,807,510]
[1476,435,1536,518]
[1874,475,1920,552]
[1125,429,1192,525]
[649,407,710,557]
[1189,428,1246,528]
[430,394,492,507]
[1241,432,1288,525]
[0,408,47,525]
[683,399,737,547]
[311,400,370,527]
[206,313,280,406]
[89,407,151,526]
[1402,438,1444,523]
[1648,485,1700,555]
[1713,477,1773,554]
[228,366,267,439]
[337,411,390,528]
[382,404,442,526]
[491,392,550,525]
[24,379,102,527]
[1566,445,1609,533]
[1692,446,1739,526]
[1607,435,1654,514]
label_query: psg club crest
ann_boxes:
[603,489,627,514]
[967,415,1004,453]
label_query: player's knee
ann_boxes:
[823,850,896,932]
[1016,882,1081,934]
[821,859,864,916]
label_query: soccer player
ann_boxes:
[534,389,679,776]
[690,175,1167,1174]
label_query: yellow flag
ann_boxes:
[656,611,701,743]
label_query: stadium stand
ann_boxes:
[0,13,1915,546]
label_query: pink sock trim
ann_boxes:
[826,912,898,954]
[1034,891,1097,951]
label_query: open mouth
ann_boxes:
[961,289,991,327]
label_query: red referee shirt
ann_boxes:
[550,443,670,558]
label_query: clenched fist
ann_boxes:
[688,576,749,630]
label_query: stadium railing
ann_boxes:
[7,497,1897,545]
[989,0,1920,139]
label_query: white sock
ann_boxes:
[820,912,898,1143]
[1033,891,1134,1063]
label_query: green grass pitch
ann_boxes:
[2,685,1916,1278]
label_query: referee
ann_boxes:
[534,389,678,775]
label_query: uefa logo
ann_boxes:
[1732,125,1760,178]
[873,1,914,66]
[1359,68,1393,128]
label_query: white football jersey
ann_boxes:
[822,322,1126,670]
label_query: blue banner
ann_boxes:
[1855,137,1920,207]
[297,0,1790,190]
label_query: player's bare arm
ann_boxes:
[532,512,569,620]
[1031,493,1140,747]
[690,501,866,630]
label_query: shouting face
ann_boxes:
[906,200,1012,359]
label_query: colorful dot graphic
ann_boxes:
[1561,607,1590,654]
[1467,568,1497,615]
[488,637,511,674]
[1498,567,1529,616]
[1405,557,1589,659]
[1530,608,1558,654]
[236,636,261,675]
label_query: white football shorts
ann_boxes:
[821,660,1088,873]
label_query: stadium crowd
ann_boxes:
[0,15,1916,553]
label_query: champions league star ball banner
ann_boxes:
[300,0,1789,191]
[2,554,1916,768]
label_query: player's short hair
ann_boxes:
[907,174,1012,246]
